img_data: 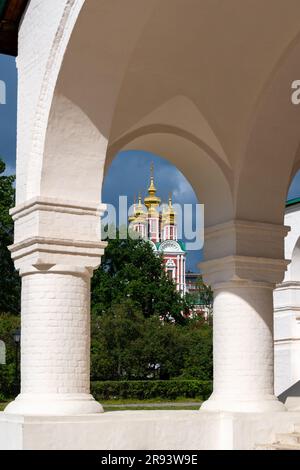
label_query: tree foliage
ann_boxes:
[0,314,20,399]
[91,300,212,382]
[0,158,20,315]
[92,231,188,324]
[91,379,212,401]
[90,229,213,384]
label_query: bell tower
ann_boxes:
[144,163,161,243]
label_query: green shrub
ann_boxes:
[0,363,16,399]
[0,313,20,399]
[91,379,212,401]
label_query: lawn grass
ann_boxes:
[103,405,200,412]
[0,400,201,412]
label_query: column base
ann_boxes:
[201,394,286,413]
[1,410,300,450]
[4,393,103,416]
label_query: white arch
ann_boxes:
[8,0,300,434]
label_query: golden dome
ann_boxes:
[129,193,147,224]
[144,163,161,213]
[162,194,176,225]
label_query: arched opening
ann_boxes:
[89,149,213,386]
[102,150,202,270]
[9,0,300,425]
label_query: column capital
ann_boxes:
[200,219,290,288]
[200,255,289,288]
[204,219,290,260]
[9,197,107,273]
[9,237,107,275]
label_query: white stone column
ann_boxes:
[4,197,106,416]
[200,221,289,413]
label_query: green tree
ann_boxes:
[135,316,185,380]
[91,300,146,380]
[0,313,20,398]
[0,159,20,315]
[180,322,213,380]
[91,301,187,381]
[185,275,213,325]
[92,230,187,324]
[90,301,213,382]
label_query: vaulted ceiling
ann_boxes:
[0,0,29,55]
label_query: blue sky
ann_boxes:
[1,53,300,271]
[0,54,17,174]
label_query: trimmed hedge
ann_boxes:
[91,380,212,401]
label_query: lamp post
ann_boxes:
[13,328,21,395]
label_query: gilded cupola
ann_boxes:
[144,163,161,216]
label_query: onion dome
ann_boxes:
[129,193,147,224]
[144,163,161,215]
[136,193,147,220]
[162,194,176,225]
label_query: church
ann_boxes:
[128,165,186,294]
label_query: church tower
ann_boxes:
[129,163,186,294]
[144,163,161,243]
[162,194,177,241]
[128,193,147,239]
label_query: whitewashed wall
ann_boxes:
[274,201,300,395]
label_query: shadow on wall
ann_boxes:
[278,380,300,402]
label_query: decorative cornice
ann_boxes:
[274,337,300,344]
[9,236,107,273]
[19,264,95,278]
[9,237,107,258]
[274,305,300,314]
[203,219,290,262]
[204,219,290,239]
[10,196,106,220]
[200,255,289,287]
[201,255,289,270]
[159,239,184,254]
[275,281,300,289]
